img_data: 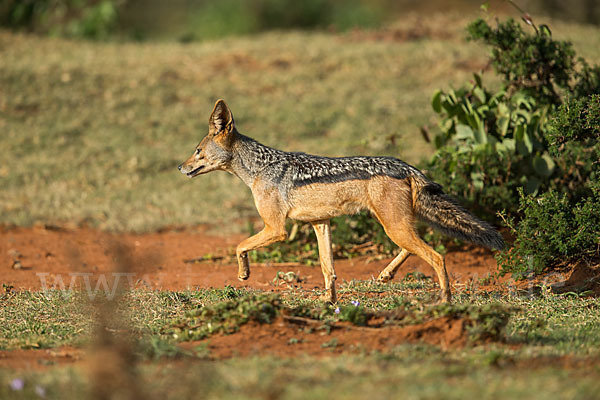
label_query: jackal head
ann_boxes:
[178,99,236,177]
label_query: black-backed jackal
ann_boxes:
[179,100,504,303]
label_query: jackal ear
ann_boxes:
[209,99,235,134]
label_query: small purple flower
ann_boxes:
[334,307,340,314]
[35,385,46,398]
[9,378,24,391]
[351,300,360,307]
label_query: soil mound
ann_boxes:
[182,315,469,359]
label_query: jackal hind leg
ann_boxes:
[380,224,451,303]
[377,248,410,283]
[311,220,337,304]
[369,180,451,302]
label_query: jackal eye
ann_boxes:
[195,148,200,155]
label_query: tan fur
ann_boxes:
[287,180,370,221]
[368,177,450,302]
[237,174,451,303]
[180,100,457,304]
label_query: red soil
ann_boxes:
[181,315,468,360]
[0,225,499,294]
[0,347,83,370]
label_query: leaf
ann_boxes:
[470,172,484,190]
[501,138,516,153]
[447,89,458,103]
[442,101,457,116]
[525,176,541,195]
[497,102,510,117]
[464,97,474,114]
[466,112,480,131]
[533,153,556,177]
[514,124,524,141]
[455,124,475,141]
[473,126,488,144]
[515,126,533,155]
[432,90,442,113]
[539,24,552,37]
[474,87,486,103]
[515,109,532,123]
[473,73,483,87]
[497,116,509,137]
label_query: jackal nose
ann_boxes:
[178,163,182,171]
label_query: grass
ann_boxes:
[2,285,600,398]
[2,284,600,356]
[2,355,600,399]
[2,13,599,232]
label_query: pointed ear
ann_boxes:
[209,99,235,134]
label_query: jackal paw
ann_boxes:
[319,292,336,304]
[376,272,394,283]
[237,255,250,281]
[237,271,250,281]
[438,290,452,304]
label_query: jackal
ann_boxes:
[179,100,504,303]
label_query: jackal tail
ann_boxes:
[411,177,505,250]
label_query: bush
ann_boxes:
[426,17,599,219]
[426,14,599,279]
[545,94,600,155]
[497,186,600,279]
[497,95,600,278]
[467,18,599,105]
[428,80,555,217]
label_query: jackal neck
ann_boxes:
[228,132,284,187]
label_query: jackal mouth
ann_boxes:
[187,165,205,177]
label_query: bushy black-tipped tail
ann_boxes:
[412,178,505,250]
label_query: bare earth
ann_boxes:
[0,226,499,293]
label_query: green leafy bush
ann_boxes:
[429,80,555,216]
[497,95,600,278]
[545,94,600,155]
[426,17,599,218]
[497,186,600,279]
[467,18,599,105]
[426,15,599,279]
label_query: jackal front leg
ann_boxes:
[236,227,287,281]
[377,249,410,282]
[311,220,337,304]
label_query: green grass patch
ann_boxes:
[4,286,600,355]
[2,285,600,398]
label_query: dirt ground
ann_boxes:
[2,225,596,369]
[0,225,500,293]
